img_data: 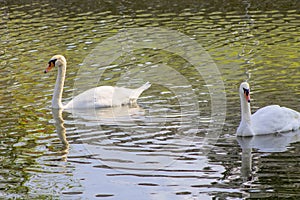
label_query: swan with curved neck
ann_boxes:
[237,82,300,136]
[44,55,151,110]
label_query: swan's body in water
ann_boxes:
[237,82,300,136]
[44,55,151,109]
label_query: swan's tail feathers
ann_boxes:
[130,82,151,100]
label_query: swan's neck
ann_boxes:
[240,94,252,124]
[52,65,66,109]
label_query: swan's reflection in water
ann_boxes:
[50,103,212,175]
[50,105,215,199]
[64,104,204,171]
[67,105,146,126]
[237,130,300,181]
[52,108,69,161]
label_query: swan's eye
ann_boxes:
[243,88,249,96]
[48,59,57,66]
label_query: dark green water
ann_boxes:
[1,0,300,199]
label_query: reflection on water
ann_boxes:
[52,108,69,158]
[50,104,218,199]
[1,0,300,199]
[237,131,300,181]
[68,105,146,126]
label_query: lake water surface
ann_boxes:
[1,0,300,199]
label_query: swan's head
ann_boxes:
[44,55,67,73]
[239,82,251,103]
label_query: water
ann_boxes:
[1,0,300,199]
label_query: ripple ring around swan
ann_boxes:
[71,27,226,171]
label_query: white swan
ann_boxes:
[44,55,151,109]
[237,82,300,136]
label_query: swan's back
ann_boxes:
[64,82,151,109]
[251,105,300,135]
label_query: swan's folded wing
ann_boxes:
[65,86,117,109]
[64,83,151,109]
[252,105,300,135]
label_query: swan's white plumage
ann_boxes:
[237,82,300,136]
[64,83,151,109]
[251,105,300,135]
[45,55,151,109]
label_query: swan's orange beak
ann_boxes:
[244,90,250,103]
[44,62,55,73]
